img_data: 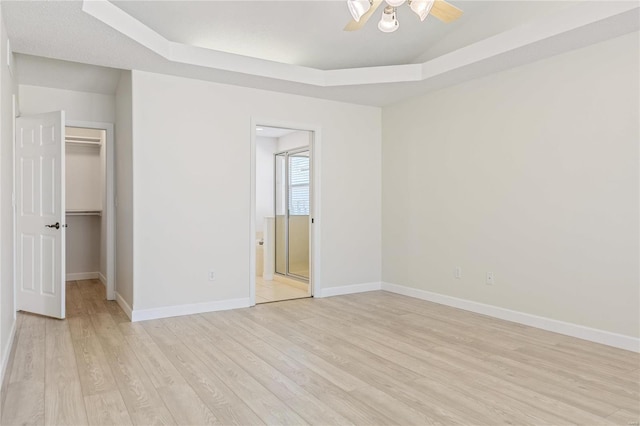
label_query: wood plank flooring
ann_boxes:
[1,279,638,425]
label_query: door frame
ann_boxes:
[249,118,322,306]
[66,120,116,300]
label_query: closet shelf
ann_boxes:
[66,210,102,216]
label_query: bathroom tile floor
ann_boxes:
[256,275,309,303]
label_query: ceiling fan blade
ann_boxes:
[344,0,384,31]
[430,0,463,23]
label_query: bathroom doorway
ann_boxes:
[254,126,313,303]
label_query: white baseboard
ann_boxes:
[319,282,382,298]
[381,282,639,353]
[115,292,133,320]
[131,298,251,322]
[66,272,99,281]
[1,319,17,385]
[98,272,107,286]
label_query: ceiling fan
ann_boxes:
[345,0,463,33]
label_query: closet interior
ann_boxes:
[65,126,107,285]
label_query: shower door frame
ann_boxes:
[274,147,311,283]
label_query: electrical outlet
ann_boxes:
[454,267,462,279]
[486,272,494,285]
[208,271,216,281]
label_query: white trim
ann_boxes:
[310,129,321,300]
[249,120,256,307]
[1,319,17,385]
[319,282,382,298]
[66,272,99,281]
[115,291,133,320]
[381,282,640,353]
[98,272,107,286]
[131,298,251,322]
[12,95,17,326]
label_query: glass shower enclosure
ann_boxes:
[274,148,310,281]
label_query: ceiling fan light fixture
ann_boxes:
[378,6,399,33]
[347,0,372,22]
[385,0,406,7]
[409,0,435,21]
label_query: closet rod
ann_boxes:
[66,135,101,142]
[66,210,102,216]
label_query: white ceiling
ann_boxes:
[3,1,638,106]
[110,1,573,71]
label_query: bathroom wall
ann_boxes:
[278,131,311,152]
[256,136,277,234]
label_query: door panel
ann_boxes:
[21,158,36,214]
[16,111,66,319]
[42,235,56,295]
[21,234,35,291]
[41,157,57,215]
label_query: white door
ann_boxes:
[16,111,66,319]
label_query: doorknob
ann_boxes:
[45,222,66,229]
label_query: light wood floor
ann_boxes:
[256,275,309,303]
[1,279,639,425]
